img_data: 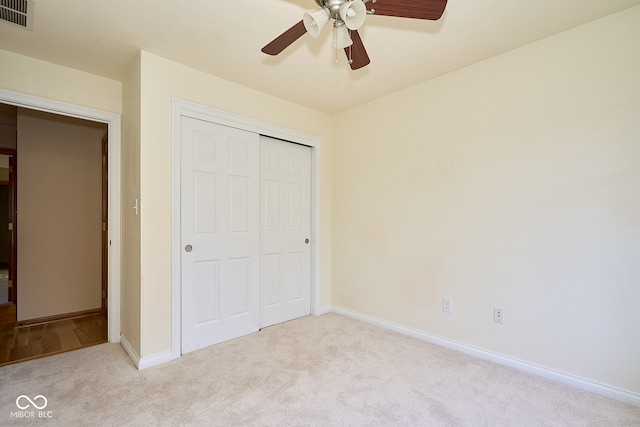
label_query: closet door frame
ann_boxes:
[171,98,322,360]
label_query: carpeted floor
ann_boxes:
[1,313,638,426]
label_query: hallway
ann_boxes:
[0,312,106,366]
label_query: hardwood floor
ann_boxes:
[0,303,16,327]
[0,313,107,366]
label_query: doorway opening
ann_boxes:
[0,89,121,349]
[0,99,116,366]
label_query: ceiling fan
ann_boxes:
[261,0,448,70]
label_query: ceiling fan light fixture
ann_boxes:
[333,20,352,49]
[303,8,330,37]
[262,0,449,70]
[339,0,366,30]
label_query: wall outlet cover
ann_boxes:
[442,297,453,313]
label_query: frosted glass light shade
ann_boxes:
[333,23,352,49]
[339,0,366,30]
[303,9,330,37]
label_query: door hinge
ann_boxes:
[8,280,12,288]
[102,155,106,165]
[9,166,13,174]
[102,290,106,298]
[102,222,107,232]
[8,222,13,231]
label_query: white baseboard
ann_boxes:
[119,334,140,369]
[120,334,176,370]
[314,306,333,316]
[138,351,175,370]
[331,306,640,407]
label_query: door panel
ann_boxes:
[194,260,219,324]
[181,117,260,353]
[260,137,311,328]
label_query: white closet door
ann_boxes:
[260,136,311,328]
[181,117,260,353]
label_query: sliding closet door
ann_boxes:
[260,136,311,328]
[181,117,260,353]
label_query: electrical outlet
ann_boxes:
[442,297,453,314]
[494,307,504,324]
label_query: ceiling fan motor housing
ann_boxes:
[316,0,351,19]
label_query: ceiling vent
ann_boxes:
[0,0,34,30]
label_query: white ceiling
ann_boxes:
[1,0,639,114]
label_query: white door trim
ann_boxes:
[0,88,122,343]
[172,98,322,360]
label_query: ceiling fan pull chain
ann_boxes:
[334,27,338,62]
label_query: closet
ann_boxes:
[180,117,311,353]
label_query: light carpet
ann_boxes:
[1,313,638,426]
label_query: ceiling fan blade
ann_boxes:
[344,30,370,70]
[366,0,447,20]
[262,20,308,55]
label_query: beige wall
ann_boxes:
[138,51,333,358]
[16,108,105,320]
[0,50,121,114]
[120,53,142,355]
[332,7,640,394]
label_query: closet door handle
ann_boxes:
[185,245,193,252]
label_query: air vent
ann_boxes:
[0,0,34,30]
